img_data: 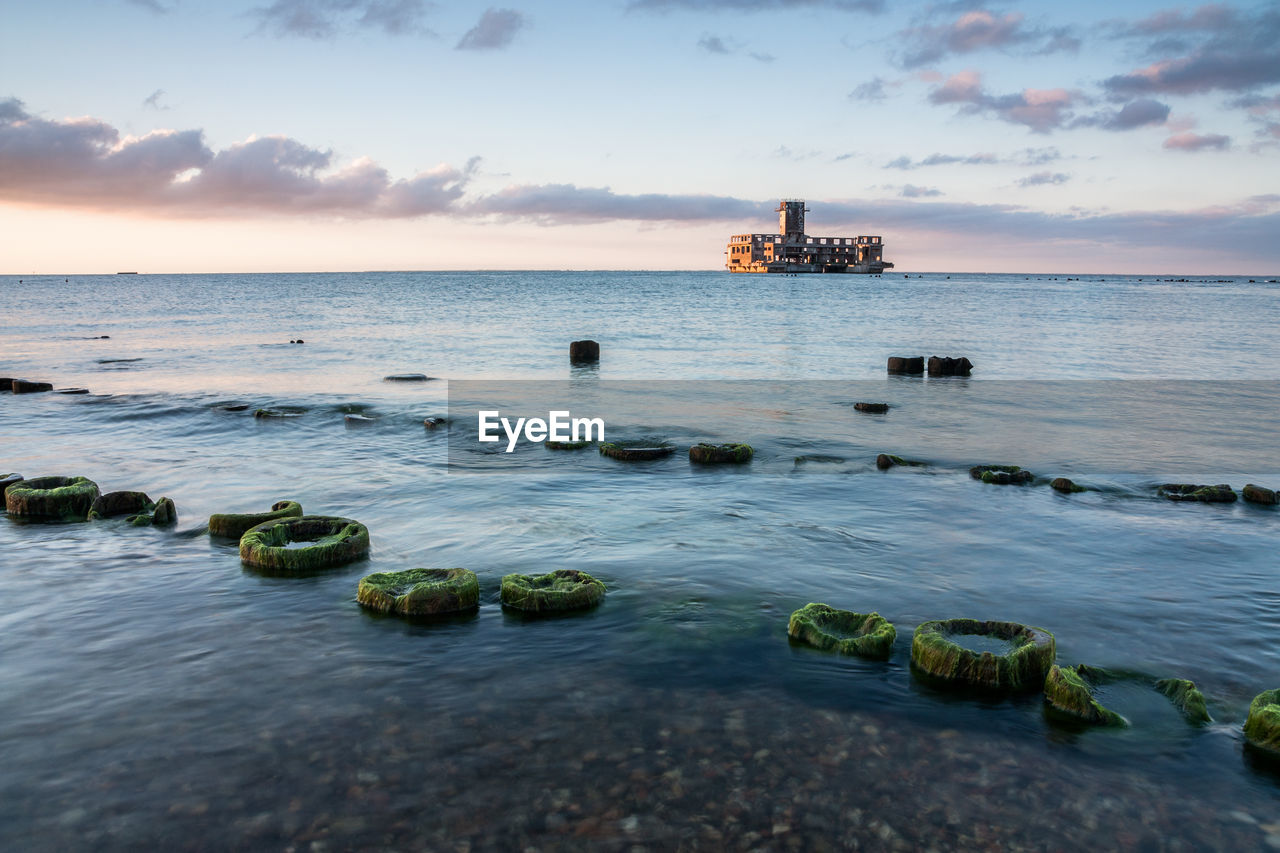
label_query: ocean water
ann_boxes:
[2,271,1279,850]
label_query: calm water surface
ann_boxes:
[2,271,1278,850]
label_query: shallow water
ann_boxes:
[2,271,1279,850]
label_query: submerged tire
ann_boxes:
[853,402,889,414]
[240,515,370,572]
[89,490,153,520]
[911,618,1055,691]
[1043,665,1127,726]
[787,603,896,660]
[600,442,675,461]
[1244,689,1280,756]
[0,473,23,498]
[688,443,753,464]
[1155,677,1212,724]
[970,464,1033,485]
[209,500,303,539]
[546,440,592,450]
[357,568,480,615]
[1159,483,1237,502]
[500,569,605,613]
[1242,484,1278,505]
[5,475,100,522]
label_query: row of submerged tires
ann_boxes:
[7,475,1276,756]
[786,602,1280,758]
[1,474,176,525]
[209,499,607,615]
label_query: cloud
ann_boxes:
[464,184,766,224]
[0,97,473,217]
[1072,98,1170,130]
[885,151,999,169]
[697,34,730,54]
[628,0,884,11]
[251,0,433,39]
[456,7,526,50]
[124,0,171,13]
[749,51,775,63]
[898,8,1078,69]
[143,89,170,111]
[929,70,1080,132]
[1163,132,1230,151]
[1103,5,1280,96]
[1017,171,1070,187]
[849,77,887,102]
[899,184,943,198]
[462,182,1280,266]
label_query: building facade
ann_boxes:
[726,200,892,274]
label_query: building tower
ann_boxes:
[778,199,808,240]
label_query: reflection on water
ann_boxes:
[2,272,1280,849]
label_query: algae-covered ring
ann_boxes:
[788,603,896,660]
[1244,688,1280,756]
[0,473,23,498]
[384,373,431,382]
[500,569,606,612]
[240,515,370,572]
[358,568,479,615]
[599,442,675,461]
[5,475,100,522]
[689,443,753,464]
[208,500,303,539]
[911,618,1056,691]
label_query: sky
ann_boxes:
[2,0,1278,274]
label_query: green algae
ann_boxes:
[787,603,896,660]
[911,618,1055,691]
[970,465,1033,485]
[876,453,926,470]
[1155,677,1212,724]
[1044,665,1127,727]
[240,515,369,573]
[500,569,605,613]
[1158,483,1237,502]
[1050,477,1086,493]
[688,443,753,464]
[209,500,303,539]
[357,568,480,616]
[1244,689,1280,756]
[5,475,100,522]
[599,441,675,461]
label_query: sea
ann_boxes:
[2,270,1278,850]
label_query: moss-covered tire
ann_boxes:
[0,473,23,498]
[911,618,1055,691]
[1159,483,1237,502]
[787,603,896,660]
[1244,689,1280,756]
[500,569,605,613]
[1044,665,1127,726]
[600,442,675,461]
[1155,677,1212,724]
[689,443,753,464]
[240,515,369,572]
[546,440,592,450]
[357,568,480,615]
[89,490,153,519]
[970,465,1033,485]
[209,500,303,539]
[5,475,100,522]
